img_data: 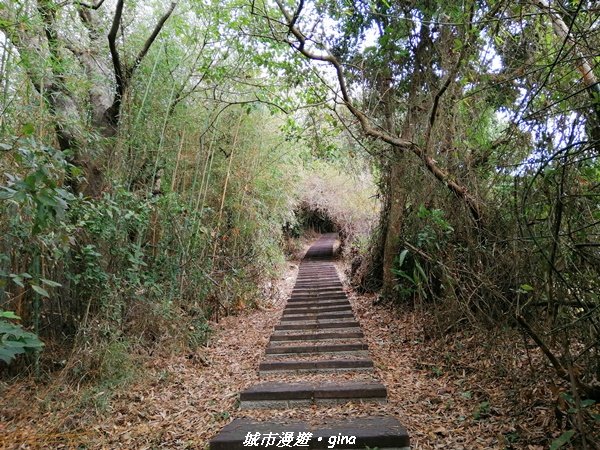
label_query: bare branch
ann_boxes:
[533,0,598,91]
[107,0,125,101]
[73,0,106,9]
[269,0,483,225]
[289,0,304,30]
[515,315,600,400]
[131,2,177,75]
[106,1,177,125]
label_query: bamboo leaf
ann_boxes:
[550,430,575,450]
[31,285,50,297]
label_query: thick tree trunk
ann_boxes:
[1,1,176,197]
[379,22,429,299]
[381,151,408,298]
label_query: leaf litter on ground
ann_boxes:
[0,244,588,449]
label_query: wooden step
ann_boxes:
[274,321,360,331]
[295,276,339,280]
[283,302,352,317]
[270,331,364,342]
[294,282,342,288]
[280,312,354,321]
[290,292,346,298]
[209,416,410,450]
[266,343,367,355]
[288,294,347,302]
[239,381,386,408]
[293,288,345,294]
[285,300,349,309]
[259,358,373,373]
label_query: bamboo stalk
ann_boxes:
[212,114,243,262]
[171,131,185,191]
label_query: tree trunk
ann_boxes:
[381,151,408,298]
[0,0,176,197]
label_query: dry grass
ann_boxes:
[296,163,379,244]
[0,245,594,449]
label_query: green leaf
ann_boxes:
[0,346,25,364]
[37,192,59,207]
[10,275,24,288]
[69,166,83,178]
[519,284,534,292]
[0,311,21,320]
[550,430,575,450]
[21,123,35,136]
[0,188,16,200]
[40,278,62,288]
[31,284,50,297]
[398,249,409,268]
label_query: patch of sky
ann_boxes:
[505,112,587,176]
[478,31,503,74]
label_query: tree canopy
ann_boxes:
[1,0,599,447]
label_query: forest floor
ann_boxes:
[0,245,566,449]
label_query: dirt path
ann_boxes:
[1,240,563,449]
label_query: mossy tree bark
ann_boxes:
[0,0,176,195]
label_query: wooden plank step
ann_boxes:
[270,331,364,342]
[294,282,342,287]
[295,278,338,282]
[295,275,339,279]
[297,269,337,273]
[259,359,373,373]
[297,270,336,273]
[240,381,385,400]
[287,299,348,305]
[209,416,410,450]
[280,312,354,321]
[291,292,346,298]
[285,300,349,308]
[293,286,343,291]
[276,316,356,324]
[266,343,367,354]
[293,287,345,293]
[296,274,338,278]
[283,305,352,314]
[296,274,337,277]
[288,294,347,302]
[274,321,359,331]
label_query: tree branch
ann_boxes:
[517,314,600,400]
[106,1,177,126]
[270,0,483,226]
[424,0,475,151]
[73,0,106,9]
[131,2,177,75]
[107,0,125,100]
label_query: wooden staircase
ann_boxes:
[209,233,410,450]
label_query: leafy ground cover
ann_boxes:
[2,246,591,449]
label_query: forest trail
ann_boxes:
[209,234,410,450]
[0,234,566,449]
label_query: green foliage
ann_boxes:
[0,310,44,364]
[415,205,454,248]
[549,430,575,450]
[391,249,427,300]
[0,136,72,230]
[473,401,491,420]
[390,205,455,301]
